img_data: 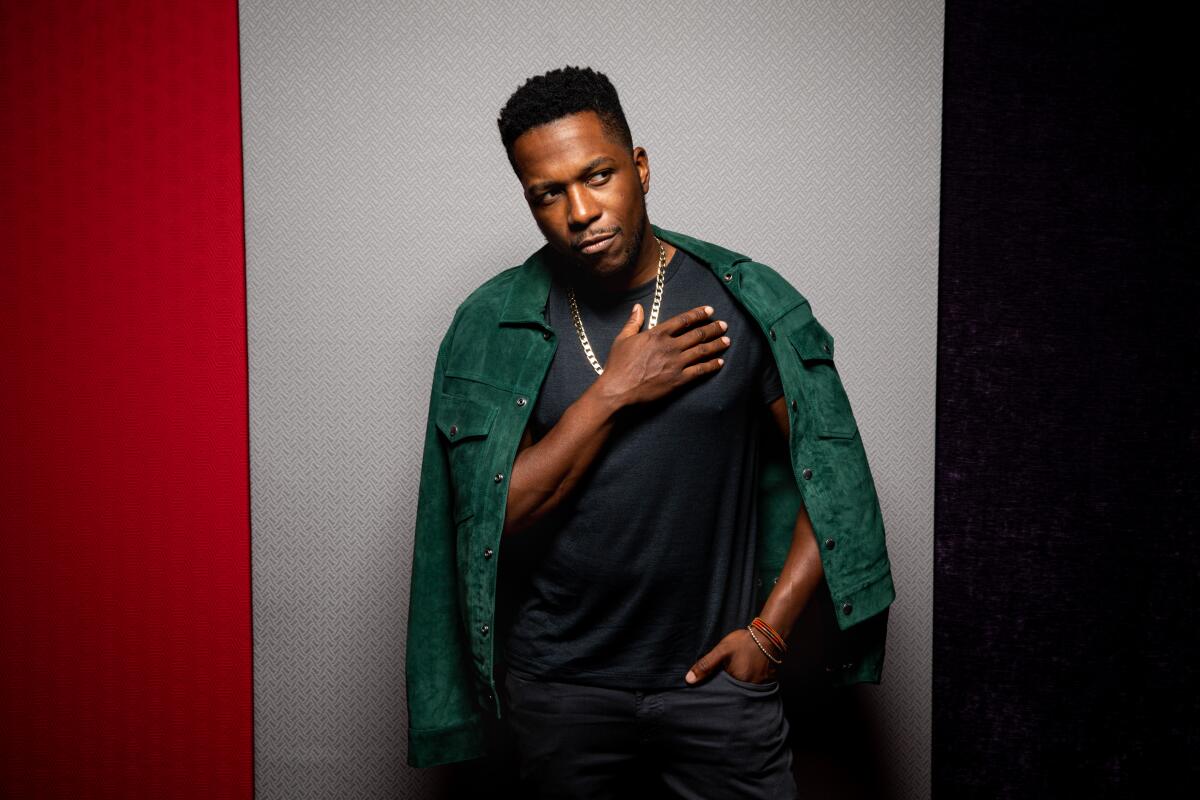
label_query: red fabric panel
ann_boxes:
[1,2,251,797]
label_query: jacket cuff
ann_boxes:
[407,718,487,768]
[828,619,888,687]
[824,569,896,686]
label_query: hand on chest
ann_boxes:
[536,273,769,435]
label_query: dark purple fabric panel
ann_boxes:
[937,1,1198,795]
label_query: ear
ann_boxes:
[631,146,650,194]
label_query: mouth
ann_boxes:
[577,231,617,255]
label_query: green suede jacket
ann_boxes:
[405,224,897,768]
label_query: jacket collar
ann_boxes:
[498,224,752,328]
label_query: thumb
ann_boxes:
[685,651,723,684]
[618,303,643,336]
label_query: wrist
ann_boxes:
[746,618,787,664]
[756,613,791,643]
[586,375,627,418]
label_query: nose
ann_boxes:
[565,183,601,228]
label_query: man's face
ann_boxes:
[511,110,651,286]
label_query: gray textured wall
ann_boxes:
[238,1,941,797]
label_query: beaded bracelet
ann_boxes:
[746,625,785,665]
[751,616,787,653]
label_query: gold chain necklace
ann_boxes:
[566,237,666,376]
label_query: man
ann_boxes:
[405,65,896,797]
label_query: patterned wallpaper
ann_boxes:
[238,1,942,797]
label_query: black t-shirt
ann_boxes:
[499,245,783,689]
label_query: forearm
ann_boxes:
[756,501,824,641]
[501,380,624,537]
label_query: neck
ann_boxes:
[571,232,676,300]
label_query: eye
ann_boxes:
[590,169,614,184]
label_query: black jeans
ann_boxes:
[501,667,798,799]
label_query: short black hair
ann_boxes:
[497,65,633,177]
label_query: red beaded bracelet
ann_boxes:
[746,625,785,664]
[751,617,787,652]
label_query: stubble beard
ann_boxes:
[617,218,646,281]
[606,195,652,287]
[549,202,651,293]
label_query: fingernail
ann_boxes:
[685,670,696,683]
[704,306,714,315]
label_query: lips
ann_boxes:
[578,232,617,254]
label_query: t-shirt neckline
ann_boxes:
[570,246,686,308]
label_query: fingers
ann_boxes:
[656,304,716,337]
[677,325,731,368]
[670,309,730,378]
[678,355,725,383]
[620,302,731,391]
[678,319,729,348]
[661,307,730,358]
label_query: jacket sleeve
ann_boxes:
[405,315,487,767]
[792,303,897,687]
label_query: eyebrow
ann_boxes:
[525,156,617,196]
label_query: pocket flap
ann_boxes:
[434,392,498,442]
[786,320,858,439]
[788,319,836,361]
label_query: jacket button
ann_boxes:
[790,399,797,411]
[485,689,494,702]
[841,661,855,670]
[543,331,551,340]
[483,547,493,559]
[515,397,527,407]
[494,472,504,483]
[841,602,853,616]
[824,538,835,549]
[769,328,776,340]
[823,342,831,353]
[479,624,489,636]
[772,576,779,585]
[723,272,733,281]
[449,424,458,437]
[802,468,813,480]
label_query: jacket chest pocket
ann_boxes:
[787,319,858,439]
[434,391,499,523]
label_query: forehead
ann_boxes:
[513,111,625,185]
